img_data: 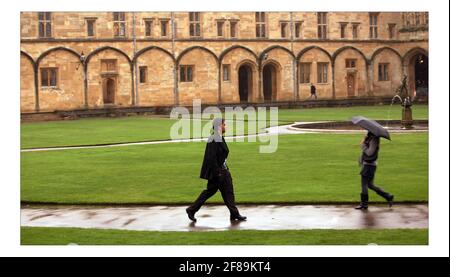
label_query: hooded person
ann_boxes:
[186,118,247,222]
[355,131,394,210]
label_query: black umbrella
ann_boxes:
[351,116,391,140]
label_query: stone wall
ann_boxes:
[20,12,429,112]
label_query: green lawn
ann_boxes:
[21,133,428,204]
[20,227,428,245]
[20,105,428,149]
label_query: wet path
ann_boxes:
[21,204,428,232]
[19,123,313,152]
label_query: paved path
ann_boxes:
[21,204,428,232]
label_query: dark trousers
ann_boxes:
[360,165,391,199]
[187,169,240,217]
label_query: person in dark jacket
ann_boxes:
[309,84,317,99]
[186,118,247,222]
[355,132,394,210]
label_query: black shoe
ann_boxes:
[186,208,197,222]
[387,195,394,208]
[230,215,247,221]
[355,193,369,210]
[354,204,368,210]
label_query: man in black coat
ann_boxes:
[309,84,317,99]
[186,118,247,222]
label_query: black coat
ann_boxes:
[199,138,229,180]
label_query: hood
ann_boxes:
[207,118,223,143]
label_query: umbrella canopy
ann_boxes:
[351,116,391,140]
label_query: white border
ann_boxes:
[2,0,448,257]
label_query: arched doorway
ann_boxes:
[412,54,428,100]
[103,78,115,104]
[263,63,277,102]
[347,73,356,97]
[238,64,253,102]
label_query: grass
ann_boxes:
[20,227,428,245]
[21,133,428,204]
[20,105,428,149]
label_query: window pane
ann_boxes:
[196,23,200,36]
[295,23,300,37]
[230,22,236,37]
[41,69,48,86]
[87,21,94,36]
[50,69,57,86]
[217,22,223,36]
[45,22,51,37]
[161,22,167,36]
[39,22,45,37]
[140,67,146,83]
[45,12,51,20]
[187,67,193,81]
[281,23,285,37]
[145,21,151,36]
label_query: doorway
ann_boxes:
[238,64,253,102]
[413,54,428,99]
[263,63,277,102]
[347,73,355,97]
[103,78,115,104]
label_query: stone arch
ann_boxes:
[371,47,403,96]
[402,47,428,65]
[236,59,258,103]
[370,46,402,63]
[176,46,218,66]
[332,45,369,65]
[20,51,36,112]
[260,45,295,61]
[332,46,369,98]
[297,46,333,99]
[296,46,332,61]
[36,47,81,67]
[37,48,85,111]
[260,47,295,102]
[21,51,36,68]
[219,45,258,63]
[177,47,219,105]
[403,47,428,99]
[220,46,259,104]
[261,59,282,102]
[86,46,132,69]
[133,46,175,64]
[134,46,176,106]
[86,46,133,107]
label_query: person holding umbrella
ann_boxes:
[186,118,247,222]
[351,116,395,210]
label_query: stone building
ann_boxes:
[20,12,429,112]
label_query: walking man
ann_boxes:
[309,84,317,99]
[186,118,247,222]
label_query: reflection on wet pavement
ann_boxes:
[21,204,428,232]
